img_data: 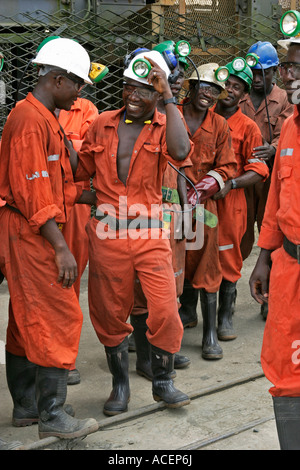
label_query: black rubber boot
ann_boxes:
[6,351,39,427]
[179,279,199,328]
[217,280,237,341]
[200,289,223,360]
[174,354,191,369]
[104,338,130,416]
[36,366,98,439]
[130,313,178,380]
[131,313,153,381]
[151,345,190,408]
[273,397,300,450]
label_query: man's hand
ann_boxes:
[40,219,78,288]
[145,56,172,96]
[213,180,232,200]
[252,139,275,162]
[54,245,78,288]
[249,248,272,304]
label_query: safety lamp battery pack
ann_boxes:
[280,10,300,37]
[89,62,109,83]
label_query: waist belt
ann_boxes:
[162,186,180,204]
[4,203,23,215]
[283,236,300,264]
[95,213,163,230]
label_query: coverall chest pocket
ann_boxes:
[278,165,292,214]
[142,143,161,187]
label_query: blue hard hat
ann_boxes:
[247,41,279,69]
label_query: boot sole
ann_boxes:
[218,334,237,341]
[13,417,39,427]
[202,353,223,360]
[38,420,99,440]
[153,395,191,408]
[183,320,198,329]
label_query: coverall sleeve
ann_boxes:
[242,124,269,180]
[8,128,66,232]
[211,119,237,183]
[75,120,97,181]
[270,96,293,150]
[257,140,283,250]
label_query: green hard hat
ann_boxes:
[153,40,175,54]
[225,61,253,91]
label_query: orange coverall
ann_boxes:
[258,106,300,397]
[184,109,237,293]
[239,84,293,259]
[59,98,98,298]
[0,93,83,368]
[215,107,269,282]
[76,107,193,353]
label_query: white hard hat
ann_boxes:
[32,37,92,84]
[123,50,170,86]
[278,37,300,50]
[184,63,228,99]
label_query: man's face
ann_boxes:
[279,44,300,104]
[52,71,85,111]
[170,63,185,98]
[251,67,274,94]
[189,80,221,111]
[122,78,159,120]
[220,75,246,108]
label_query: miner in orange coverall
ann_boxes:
[178,63,237,360]
[129,52,191,380]
[57,97,98,385]
[239,42,293,263]
[212,61,269,341]
[74,50,193,415]
[0,38,99,441]
[250,34,300,450]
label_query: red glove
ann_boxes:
[187,175,220,205]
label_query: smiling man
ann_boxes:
[178,63,237,360]
[0,37,99,440]
[212,61,269,341]
[75,50,192,414]
[249,33,300,450]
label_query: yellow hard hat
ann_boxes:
[184,63,228,99]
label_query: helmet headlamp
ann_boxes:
[280,10,300,37]
[175,40,191,57]
[245,53,260,68]
[232,57,246,72]
[214,66,230,82]
[132,58,152,78]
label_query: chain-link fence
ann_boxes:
[0,1,295,134]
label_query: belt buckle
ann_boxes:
[297,245,300,264]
